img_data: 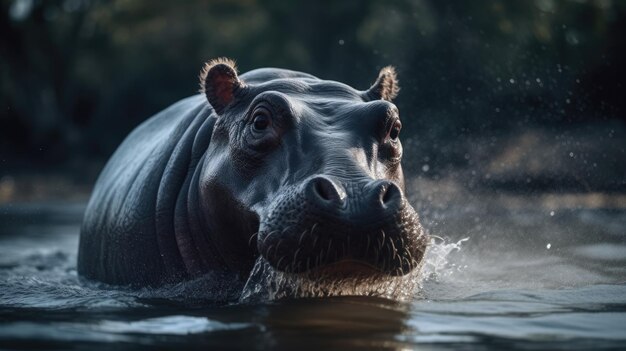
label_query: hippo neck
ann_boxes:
[153,102,221,282]
[163,108,255,282]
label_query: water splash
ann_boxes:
[419,236,469,281]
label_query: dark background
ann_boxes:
[1,0,624,202]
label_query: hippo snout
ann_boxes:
[257,176,427,277]
[305,176,404,225]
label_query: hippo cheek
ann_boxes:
[199,179,260,271]
[256,177,427,277]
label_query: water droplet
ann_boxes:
[338,39,345,45]
[421,164,430,172]
[550,211,555,216]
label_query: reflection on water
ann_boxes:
[1,188,625,350]
[97,315,254,335]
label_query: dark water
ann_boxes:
[1,189,626,350]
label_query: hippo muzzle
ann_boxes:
[258,176,426,277]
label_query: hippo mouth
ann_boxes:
[255,177,428,279]
[242,241,426,302]
[257,217,426,278]
[307,259,383,277]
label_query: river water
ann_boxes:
[1,183,625,350]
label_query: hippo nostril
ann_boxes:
[315,180,333,201]
[381,185,392,204]
[378,181,402,208]
[308,176,345,204]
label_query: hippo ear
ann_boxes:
[199,58,245,114]
[365,66,400,101]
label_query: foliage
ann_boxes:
[1,0,624,175]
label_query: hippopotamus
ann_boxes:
[78,58,428,298]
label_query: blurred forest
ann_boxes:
[1,0,625,202]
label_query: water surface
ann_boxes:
[1,188,625,350]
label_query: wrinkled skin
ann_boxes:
[78,61,427,293]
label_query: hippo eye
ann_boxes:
[389,121,401,141]
[253,115,269,130]
[252,109,271,132]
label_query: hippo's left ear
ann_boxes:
[200,57,246,114]
[364,66,400,102]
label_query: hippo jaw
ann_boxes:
[255,176,427,279]
[240,177,427,301]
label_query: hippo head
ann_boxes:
[197,58,427,295]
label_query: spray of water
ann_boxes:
[239,236,469,303]
[420,236,469,281]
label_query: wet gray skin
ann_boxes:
[77,58,427,291]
